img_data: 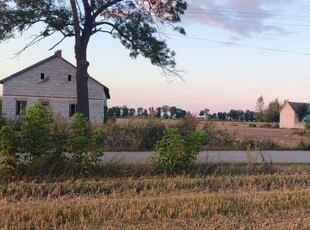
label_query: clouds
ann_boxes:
[185,0,292,38]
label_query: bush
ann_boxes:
[151,128,205,174]
[0,125,20,175]
[19,102,54,159]
[68,113,105,174]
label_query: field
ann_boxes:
[215,122,307,147]
[1,163,310,229]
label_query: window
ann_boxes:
[41,73,45,80]
[69,104,77,117]
[68,75,72,81]
[16,101,27,115]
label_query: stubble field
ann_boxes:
[1,164,310,229]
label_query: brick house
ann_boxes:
[279,101,310,129]
[0,50,110,124]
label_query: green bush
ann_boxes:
[151,128,205,174]
[0,125,20,175]
[68,113,105,174]
[19,102,54,159]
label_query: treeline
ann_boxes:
[108,105,187,119]
[109,96,282,123]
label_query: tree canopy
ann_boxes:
[0,0,188,118]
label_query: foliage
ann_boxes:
[265,98,281,123]
[255,95,265,122]
[19,102,54,159]
[68,113,105,174]
[296,104,308,122]
[0,125,20,174]
[0,98,5,127]
[152,128,205,174]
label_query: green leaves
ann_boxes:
[151,128,205,174]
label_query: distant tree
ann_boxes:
[228,109,238,121]
[156,107,162,118]
[218,112,227,121]
[137,107,144,117]
[204,108,210,119]
[199,110,205,117]
[143,109,148,118]
[129,108,136,117]
[108,106,121,118]
[296,104,308,122]
[175,108,187,119]
[210,113,217,120]
[121,105,129,117]
[169,106,177,118]
[255,95,266,122]
[162,105,170,119]
[148,107,155,113]
[266,98,281,123]
[244,110,255,122]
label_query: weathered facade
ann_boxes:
[279,101,310,129]
[0,51,110,124]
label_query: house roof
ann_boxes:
[286,101,310,113]
[0,50,110,99]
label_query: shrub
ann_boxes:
[19,102,54,159]
[151,128,205,174]
[0,125,20,175]
[68,113,105,174]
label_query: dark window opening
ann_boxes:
[16,101,27,115]
[68,75,72,81]
[41,73,45,80]
[69,104,77,117]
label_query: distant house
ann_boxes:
[0,50,110,124]
[279,101,310,129]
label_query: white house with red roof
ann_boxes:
[0,50,110,124]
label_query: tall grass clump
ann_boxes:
[103,118,165,151]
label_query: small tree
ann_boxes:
[151,128,205,174]
[296,104,308,122]
[68,113,105,174]
[19,102,54,159]
[255,95,266,122]
[266,98,281,123]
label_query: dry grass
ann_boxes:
[1,167,310,229]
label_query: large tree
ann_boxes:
[0,0,187,118]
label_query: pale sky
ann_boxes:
[1,0,310,114]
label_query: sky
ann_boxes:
[1,0,310,114]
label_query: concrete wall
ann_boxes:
[2,56,107,124]
[280,103,298,129]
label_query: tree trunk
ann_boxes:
[70,0,91,119]
[75,44,90,119]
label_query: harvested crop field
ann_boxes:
[215,122,307,147]
[1,164,310,229]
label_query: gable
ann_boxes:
[0,51,110,99]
